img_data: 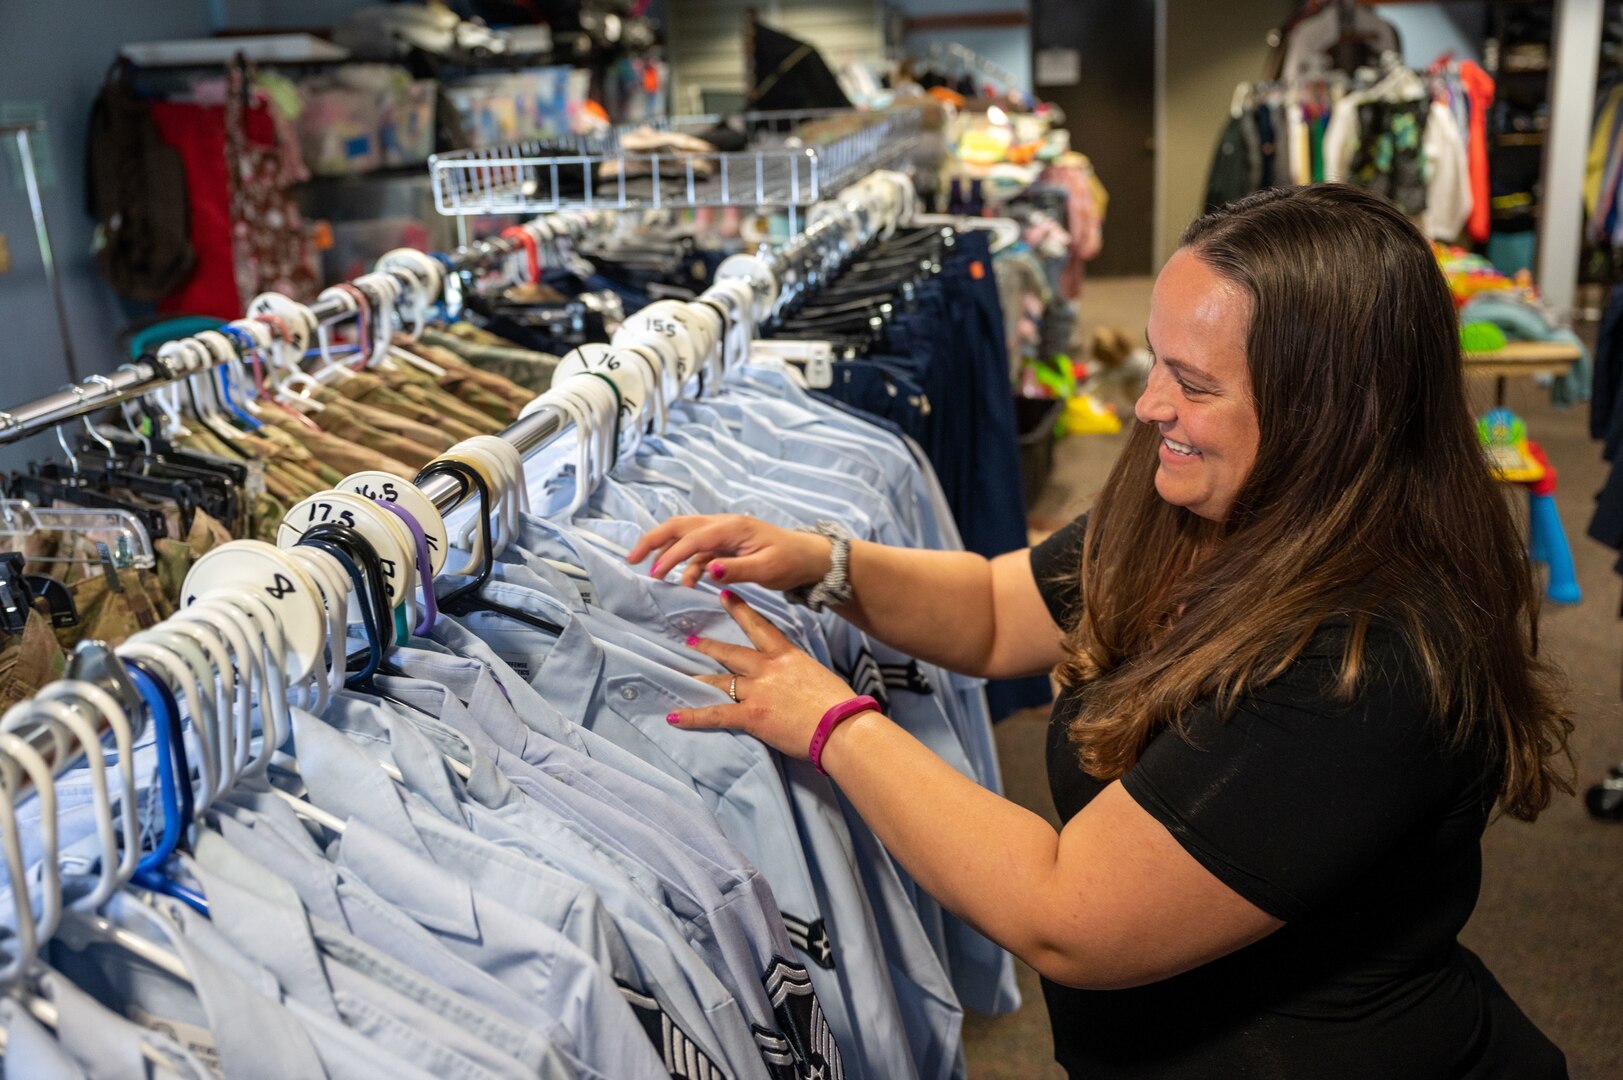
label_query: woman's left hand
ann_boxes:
[670,590,861,759]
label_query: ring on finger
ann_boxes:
[728,674,741,703]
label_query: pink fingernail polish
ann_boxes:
[685,635,700,647]
[710,562,726,580]
[649,565,662,578]
[720,589,734,602]
[666,713,681,725]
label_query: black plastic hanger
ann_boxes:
[74,436,240,527]
[32,460,201,537]
[415,459,565,636]
[7,472,170,541]
[298,523,395,691]
[0,554,32,634]
[26,575,79,628]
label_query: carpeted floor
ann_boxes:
[960,278,1623,1078]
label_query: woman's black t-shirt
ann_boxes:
[1028,515,1566,1080]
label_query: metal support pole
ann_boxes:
[9,123,79,382]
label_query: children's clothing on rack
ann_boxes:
[1208,59,1488,244]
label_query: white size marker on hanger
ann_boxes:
[275,492,415,610]
[182,541,325,685]
[336,471,451,577]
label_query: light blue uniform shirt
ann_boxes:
[199,792,664,1080]
[27,962,217,1079]
[0,992,87,1080]
[611,377,1019,1015]
[502,520,967,1080]
[325,676,836,1080]
[540,455,1013,1017]
[49,888,442,1080]
[445,575,916,1080]
[178,843,558,1080]
[284,705,759,1080]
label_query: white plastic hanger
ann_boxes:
[168,603,256,779]
[114,639,217,812]
[353,273,403,369]
[0,739,42,980]
[137,622,236,801]
[29,680,140,906]
[286,546,351,712]
[0,729,60,961]
[518,388,597,521]
[174,596,274,777]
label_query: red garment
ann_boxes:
[1459,61,1495,245]
[225,62,317,307]
[148,66,316,320]
[149,101,240,319]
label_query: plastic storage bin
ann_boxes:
[1016,395,1064,509]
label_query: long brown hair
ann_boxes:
[1059,185,1572,820]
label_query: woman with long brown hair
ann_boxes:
[628,184,1573,1077]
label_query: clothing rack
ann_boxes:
[1,122,79,383]
[0,212,615,447]
[0,167,916,811]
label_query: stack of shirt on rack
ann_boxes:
[10,355,1015,1080]
[790,227,1048,720]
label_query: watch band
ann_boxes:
[809,695,881,775]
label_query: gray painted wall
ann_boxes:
[0,1,369,471]
[1156,0,1282,269]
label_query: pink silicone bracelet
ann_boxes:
[809,696,881,775]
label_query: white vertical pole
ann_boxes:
[1153,0,1168,270]
[1535,0,1604,324]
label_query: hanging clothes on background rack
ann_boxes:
[1322,58,1472,238]
[0,227,574,657]
[1276,0,1402,81]
[1209,56,1479,243]
[120,56,320,319]
[0,171,1020,1080]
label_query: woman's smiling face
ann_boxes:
[1134,248,1260,523]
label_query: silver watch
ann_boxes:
[786,520,856,612]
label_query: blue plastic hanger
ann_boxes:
[215,366,263,431]
[123,659,208,914]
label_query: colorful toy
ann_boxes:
[1434,242,1539,308]
[1061,393,1121,435]
[1477,408,1579,604]
[1476,408,1544,484]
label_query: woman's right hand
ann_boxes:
[628,514,834,591]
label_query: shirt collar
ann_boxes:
[329,816,481,939]
[386,645,519,724]
[423,617,589,754]
[287,707,435,863]
[326,692,466,822]
[369,674,519,813]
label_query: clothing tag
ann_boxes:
[495,653,534,681]
[574,580,597,608]
[127,1006,222,1074]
